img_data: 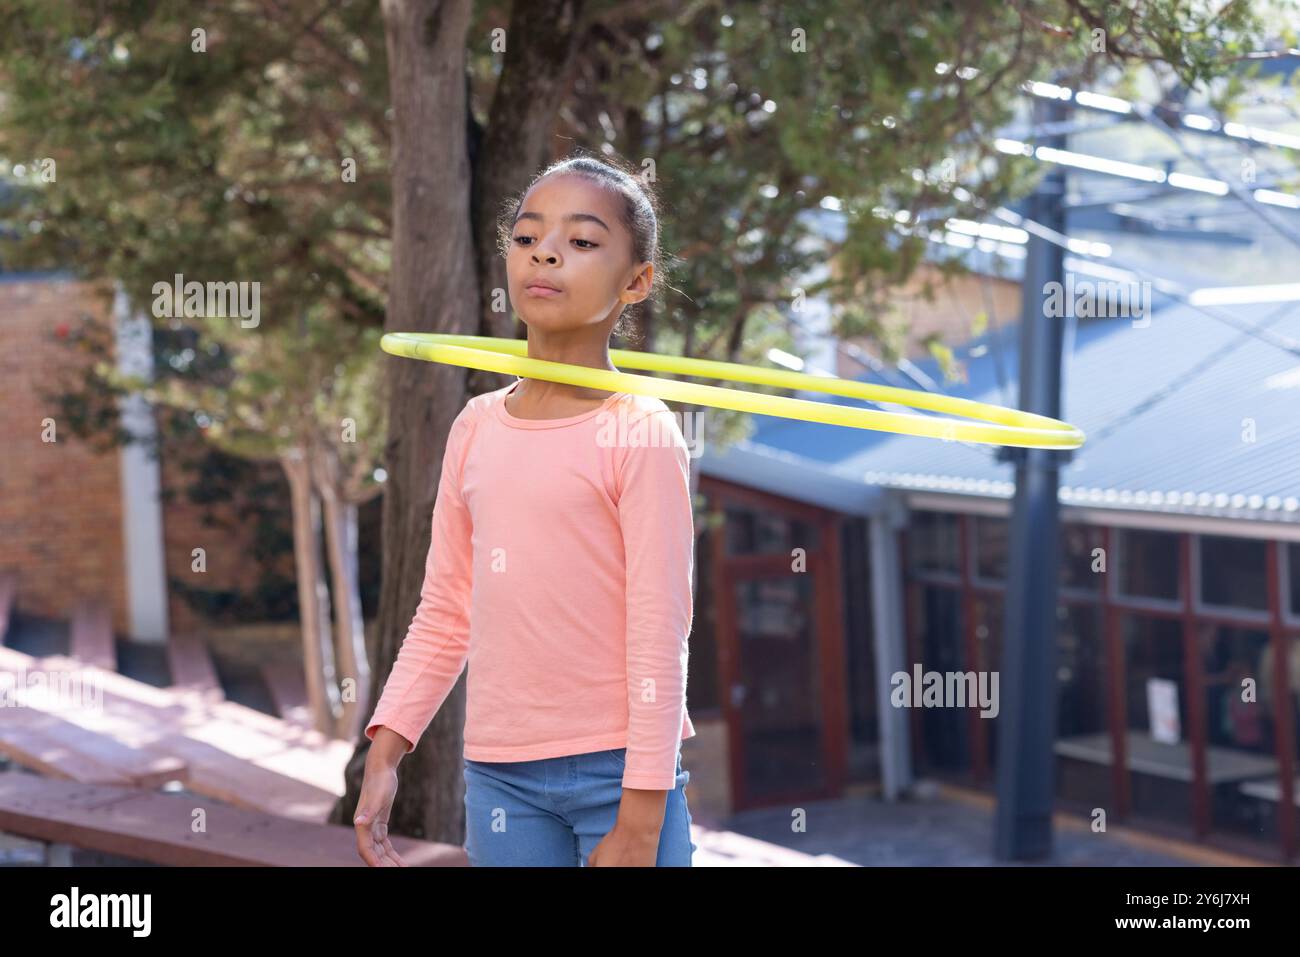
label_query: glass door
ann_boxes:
[727,567,831,803]
[704,478,846,811]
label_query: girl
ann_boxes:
[354,153,698,867]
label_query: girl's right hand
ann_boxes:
[355,763,407,866]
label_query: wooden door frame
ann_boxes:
[699,475,848,812]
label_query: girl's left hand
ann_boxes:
[588,823,660,866]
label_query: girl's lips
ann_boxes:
[524,284,562,297]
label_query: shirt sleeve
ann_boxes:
[363,407,476,754]
[617,408,695,789]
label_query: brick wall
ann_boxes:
[0,278,130,632]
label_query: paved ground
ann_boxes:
[696,786,1205,866]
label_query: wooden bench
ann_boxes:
[70,599,116,671]
[0,771,467,866]
[167,633,225,702]
[0,704,187,788]
[0,572,16,645]
[260,659,313,728]
[0,645,350,822]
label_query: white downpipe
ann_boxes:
[114,285,170,643]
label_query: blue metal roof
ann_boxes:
[701,297,1300,523]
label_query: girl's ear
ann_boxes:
[624,262,654,304]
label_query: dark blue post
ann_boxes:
[993,90,1071,860]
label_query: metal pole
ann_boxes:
[993,91,1072,860]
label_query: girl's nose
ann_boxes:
[531,232,562,262]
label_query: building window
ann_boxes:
[688,520,720,712]
[1060,523,1104,594]
[971,515,1008,583]
[900,513,1297,858]
[1116,528,1181,604]
[1054,605,1110,809]
[909,583,970,772]
[1289,637,1300,847]
[724,504,819,556]
[841,518,879,783]
[1198,622,1279,842]
[1122,614,1191,829]
[908,510,961,578]
[974,594,1004,767]
[1197,534,1268,614]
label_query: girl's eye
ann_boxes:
[512,235,598,249]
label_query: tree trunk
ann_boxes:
[331,0,480,844]
[470,0,588,346]
[281,449,342,736]
[314,445,371,741]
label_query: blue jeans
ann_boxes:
[463,747,696,866]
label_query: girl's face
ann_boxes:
[507,173,651,332]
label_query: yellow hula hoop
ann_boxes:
[380,333,1085,450]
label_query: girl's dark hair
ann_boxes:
[496,149,672,345]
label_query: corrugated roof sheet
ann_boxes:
[726,298,1300,523]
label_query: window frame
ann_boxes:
[1281,541,1300,630]
[967,513,1009,588]
[1190,533,1271,624]
[1112,526,1183,612]
[907,509,963,584]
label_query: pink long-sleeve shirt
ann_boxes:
[364,379,696,790]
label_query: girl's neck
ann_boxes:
[520,329,620,400]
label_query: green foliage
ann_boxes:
[922,332,961,383]
[0,0,389,326]
[0,1,391,625]
[0,0,390,467]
